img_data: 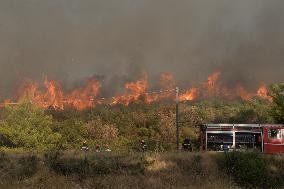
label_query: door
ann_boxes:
[263,127,284,153]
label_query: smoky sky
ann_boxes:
[0,0,284,98]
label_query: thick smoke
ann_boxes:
[0,0,284,99]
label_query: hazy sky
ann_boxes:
[0,0,284,98]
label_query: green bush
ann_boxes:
[218,152,284,188]
[0,102,61,151]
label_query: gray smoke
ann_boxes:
[0,0,284,99]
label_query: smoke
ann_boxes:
[0,0,284,99]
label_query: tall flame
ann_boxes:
[5,77,101,110]
[206,71,221,96]
[111,75,148,106]
[65,79,101,110]
[257,84,272,101]
[179,88,199,101]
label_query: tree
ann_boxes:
[52,119,87,149]
[86,117,118,141]
[270,82,284,123]
[0,102,61,150]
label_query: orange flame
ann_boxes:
[257,84,272,101]
[43,77,65,109]
[111,75,148,106]
[1,71,273,109]
[145,73,176,103]
[5,77,101,110]
[179,88,199,101]
[235,85,254,101]
[65,79,101,110]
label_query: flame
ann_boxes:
[1,71,273,110]
[257,84,272,101]
[111,76,148,106]
[235,85,254,101]
[179,88,199,101]
[65,79,101,110]
[145,73,176,104]
[43,77,65,109]
[206,71,221,95]
[4,77,101,110]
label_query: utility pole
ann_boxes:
[176,87,180,151]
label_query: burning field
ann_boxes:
[1,71,272,110]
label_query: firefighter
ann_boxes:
[81,140,89,151]
[182,138,192,151]
[140,140,147,152]
[104,144,111,152]
[223,144,229,152]
[95,144,100,152]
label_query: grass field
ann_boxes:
[0,150,283,189]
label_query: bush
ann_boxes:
[86,117,118,140]
[218,152,284,188]
[0,102,62,151]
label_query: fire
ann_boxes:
[206,71,221,95]
[43,77,65,109]
[111,73,177,105]
[1,71,273,110]
[257,84,272,101]
[4,77,101,110]
[65,79,101,110]
[179,88,199,101]
[145,73,176,103]
[235,85,254,101]
[111,76,148,106]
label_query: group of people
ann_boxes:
[140,138,193,152]
[81,138,192,152]
[81,141,111,152]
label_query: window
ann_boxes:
[268,129,284,139]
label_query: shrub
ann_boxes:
[86,117,118,140]
[219,152,268,188]
[0,102,62,151]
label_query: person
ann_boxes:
[223,144,229,153]
[81,140,89,151]
[104,144,111,152]
[140,140,147,152]
[95,144,100,152]
[182,138,192,151]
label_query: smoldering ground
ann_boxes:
[0,0,283,99]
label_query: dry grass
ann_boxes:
[0,152,241,189]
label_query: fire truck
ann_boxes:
[200,124,284,154]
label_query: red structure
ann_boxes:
[202,124,284,154]
[263,125,284,153]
